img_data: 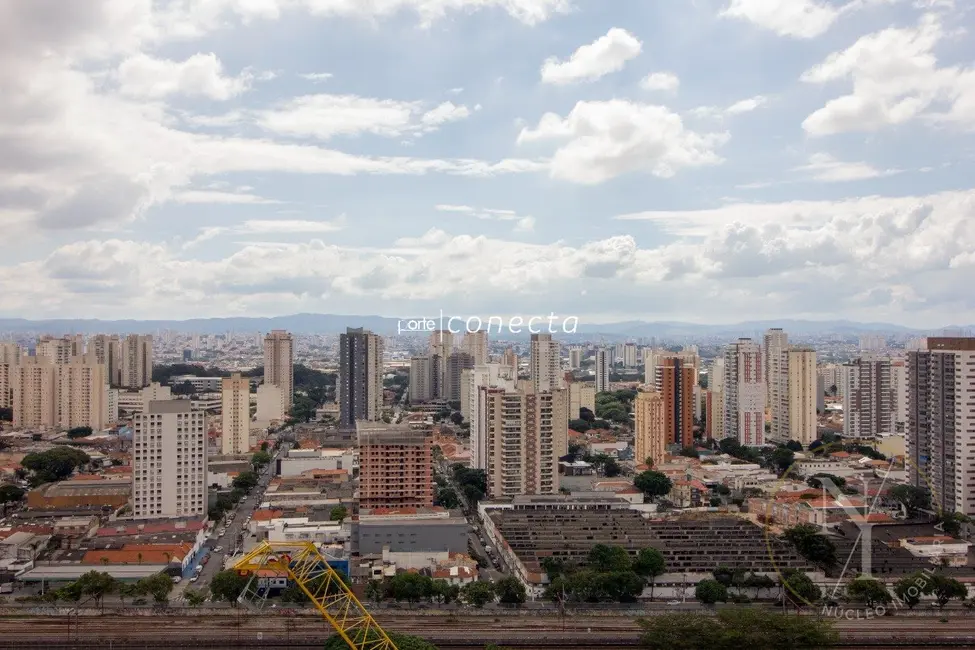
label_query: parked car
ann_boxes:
[190,575,199,583]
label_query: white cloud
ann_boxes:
[256,94,473,140]
[801,14,975,135]
[721,0,841,38]
[435,204,535,231]
[514,216,536,232]
[640,72,680,92]
[116,53,252,100]
[434,204,475,213]
[299,72,333,82]
[540,28,642,85]
[173,190,282,204]
[238,217,346,234]
[518,100,728,183]
[794,153,902,182]
[725,95,768,114]
[9,189,975,324]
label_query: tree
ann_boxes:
[67,426,93,439]
[449,411,464,426]
[846,576,892,608]
[0,484,25,503]
[779,569,821,610]
[135,573,173,604]
[588,544,631,573]
[540,556,567,579]
[601,571,645,602]
[329,505,348,523]
[232,471,259,492]
[633,547,666,601]
[184,588,207,607]
[770,447,795,473]
[288,395,317,423]
[389,572,433,604]
[579,407,595,422]
[893,573,923,609]
[364,579,386,603]
[938,512,970,537]
[251,451,272,468]
[638,609,839,650]
[210,570,248,606]
[494,576,527,605]
[430,579,460,604]
[678,447,700,459]
[694,579,727,605]
[21,447,90,484]
[634,471,673,502]
[436,487,460,509]
[75,570,117,610]
[784,524,837,569]
[460,580,495,607]
[927,574,967,609]
[806,474,846,490]
[0,407,12,422]
[785,440,804,452]
[603,457,622,477]
[324,632,436,650]
[568,419,590,433]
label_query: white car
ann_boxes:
[667,600,681,605]
[171,576,182,584]
[190,575,199,583]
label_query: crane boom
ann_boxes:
[232,541,398,650]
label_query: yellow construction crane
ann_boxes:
[233,541,398,650]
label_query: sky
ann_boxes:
[1,0,974,328]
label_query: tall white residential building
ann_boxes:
[723,338,765,446]
[221,373,251,454]
[58,355,109,431]
[263,330,294,419]
[409,355,439,403]
[764,328,789,438]
[462,330,489,366]
[530,333,562,393]
[785,348,818,447]
[890,359,908,434]
[568,347,583,370]
[477,381,567,498]
[643,348,665,386]
[0,342,21,409]
[841,356,893,437]
[89,334,121,385]
[907,337,975,515]
[120,334,153,389]
[254,383,284,425]
[859,335,886,352]
[623,343,638,368]
[140,382,172,409]
[818,364,844,397]
[132,400,207,518]
[595,348,611,393]
[468,364,516,469]
[708,358,726,441]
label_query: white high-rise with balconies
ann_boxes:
[764,328,789,439]
[0,342,22,409]
[468,364,517,470]
[841,356,893,437]
[263,330,294,419]
[120,335,153,388]
[132,400,207,518]
[462,330,489,366]
[530,333,562,393]
[221,373,251,454]
[723,338,765,446]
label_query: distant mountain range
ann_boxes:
[0,314,969,340]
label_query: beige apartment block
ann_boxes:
[634,389,666,467]
[132,400,207,518]
[478,382,567,498]
[120,334,153,389]
[530,333,562,393]
[221,373,251,454]
[568,381,596,421]
[785,348,818,447]
[462,330,489,366]
[12,356,59,429]
[58,356,108,431]
[263,329,294,419]
[89,334,121,385]
[0,342,21,409]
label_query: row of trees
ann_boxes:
[638,608,838,649]
[21,447,90,486]
[363,572,526,607]
[542,544,666,603]
[33,571,175,608]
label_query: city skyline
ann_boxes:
[2,2,975,327]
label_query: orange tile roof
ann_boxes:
[251,509,283,522]
[71,474,104,481]
[82,545,190,565]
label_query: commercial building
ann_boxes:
[357,423,433,510]
[594,348,611,393]
[132,400,207,518]
[908,337,975,515]
[723,338,765,446]
[27,478,132,511]
[277,447,357,478]
[120,334,153,389]
[530,333,561,393]
[634,389,666,466]
[263,330,294,421]
[221,373,250,454]
[355,508,467,556]
[477,382,567,498]
[842,356,893,437]
[338,328,384,428]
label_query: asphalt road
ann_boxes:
[175,451,280,598]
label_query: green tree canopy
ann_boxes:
[633,547,666,600]
[779,569,822,609]
[634,471,673,502]
[638,609,838,650]
[135,572,173,604]
[806,474,846,490]
[251,450,272,467]
[0,484,25,503]
[784,524,837,569]
[67,426,93,439]
[324,632,435,650]
[460,580,495,607]
[210,570,248,606]
[927,574,967,609]
[21,447,90,485]
[694,579,728,605]
[588,544,632,572]
[845,576,892,607]
[889,485,931,517]
[232,470,259,491]
[329,505,348,523]
[893,572,926,609]
[493,576,527,604]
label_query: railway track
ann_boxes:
[0,613,974,648]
